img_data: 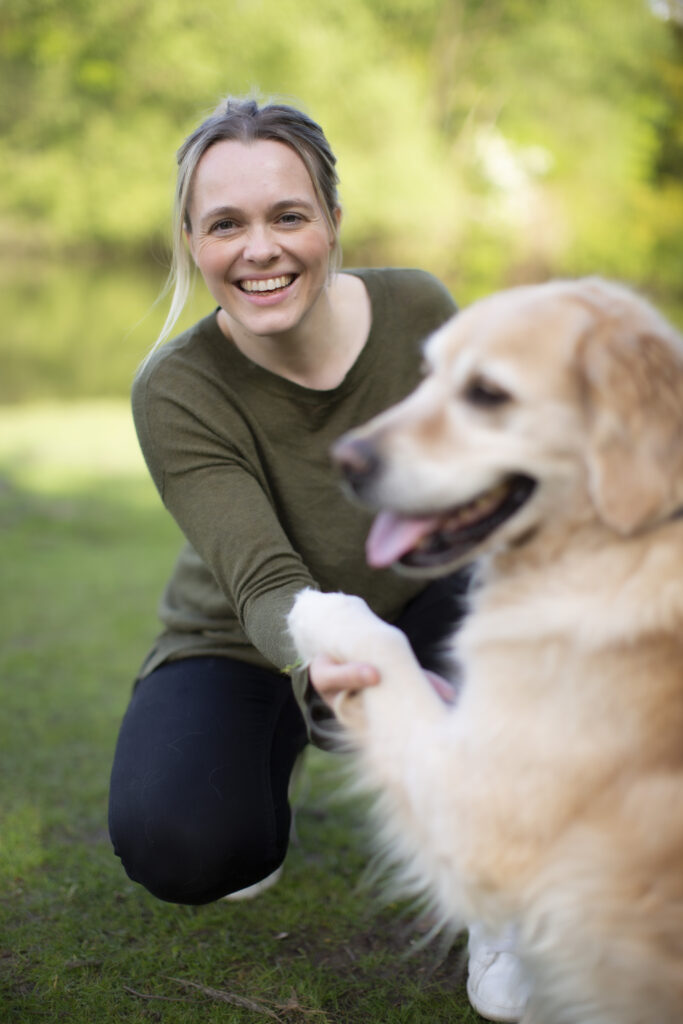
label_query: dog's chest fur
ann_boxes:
[364,523,683,926]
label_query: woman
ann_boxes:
[108,96,529,1023]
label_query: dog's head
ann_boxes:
[334,278,683,575]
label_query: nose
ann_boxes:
[243,224,281,263]
[331,436,382,497]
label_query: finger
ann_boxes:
[309,655,380,698]
[315,660,379,693]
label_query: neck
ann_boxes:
[217,274,370,390]
[473,515,683,648]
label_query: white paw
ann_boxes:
[287,588,408,667]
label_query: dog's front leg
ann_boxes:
[289,588,464,923]
[287,588,446,738]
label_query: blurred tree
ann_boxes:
[0,0,680,301]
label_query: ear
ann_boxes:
[579,308,683,535]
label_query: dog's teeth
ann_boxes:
[415,480,513,554]
[444,512,465,531]
[440,482,512,533]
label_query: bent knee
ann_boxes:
[109,815,285,905]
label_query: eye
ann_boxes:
[277,212,305,226]
[463,376,512,407]
[211,218,238,233]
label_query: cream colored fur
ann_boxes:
[288,278,683,1024]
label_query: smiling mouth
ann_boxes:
[365,474,537,570]
[238,274,297,294]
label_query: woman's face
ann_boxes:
[187,139,339,340]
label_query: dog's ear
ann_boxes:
[578,296,683,535]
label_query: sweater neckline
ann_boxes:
[201,269,386,402]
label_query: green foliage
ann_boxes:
[1,0,681,301]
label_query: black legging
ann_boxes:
[108,573,470,904]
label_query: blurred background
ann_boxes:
[0,6,682,1016]
[1,0,682,406]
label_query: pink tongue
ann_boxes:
[366,510,441,568]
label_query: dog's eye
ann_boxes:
[463,378,511,408]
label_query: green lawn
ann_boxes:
[0,401,482,1023]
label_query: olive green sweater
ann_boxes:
[132,268,457,707]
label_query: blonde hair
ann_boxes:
[150,96,342,357]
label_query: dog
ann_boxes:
[288,278,683,1024]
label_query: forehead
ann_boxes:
[427,288,593,383]
[190,138,318,215]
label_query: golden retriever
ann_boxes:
[288,278,683,1024]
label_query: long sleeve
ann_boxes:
[133,367,316,674]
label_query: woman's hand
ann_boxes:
[310,654,460,709]
[308,654,380,707]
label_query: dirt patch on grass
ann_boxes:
[273,910,468,990]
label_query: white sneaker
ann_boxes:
[222,864,283,902]
[466,922,531,1022]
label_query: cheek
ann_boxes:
[201,252,237,295]
[302,229,335,270]
[193,244,219,275]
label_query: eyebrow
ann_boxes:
[199,197,317,228]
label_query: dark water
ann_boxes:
[4,258,681,406]
[1,259,213,404]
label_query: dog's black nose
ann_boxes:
[331,437,381,495]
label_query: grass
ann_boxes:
[0,401,484,1024]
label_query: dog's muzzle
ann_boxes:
[331,436,382,500]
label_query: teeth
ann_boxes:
[435,482,510,538]
[412,482,512,552]
[240,275,294,293]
